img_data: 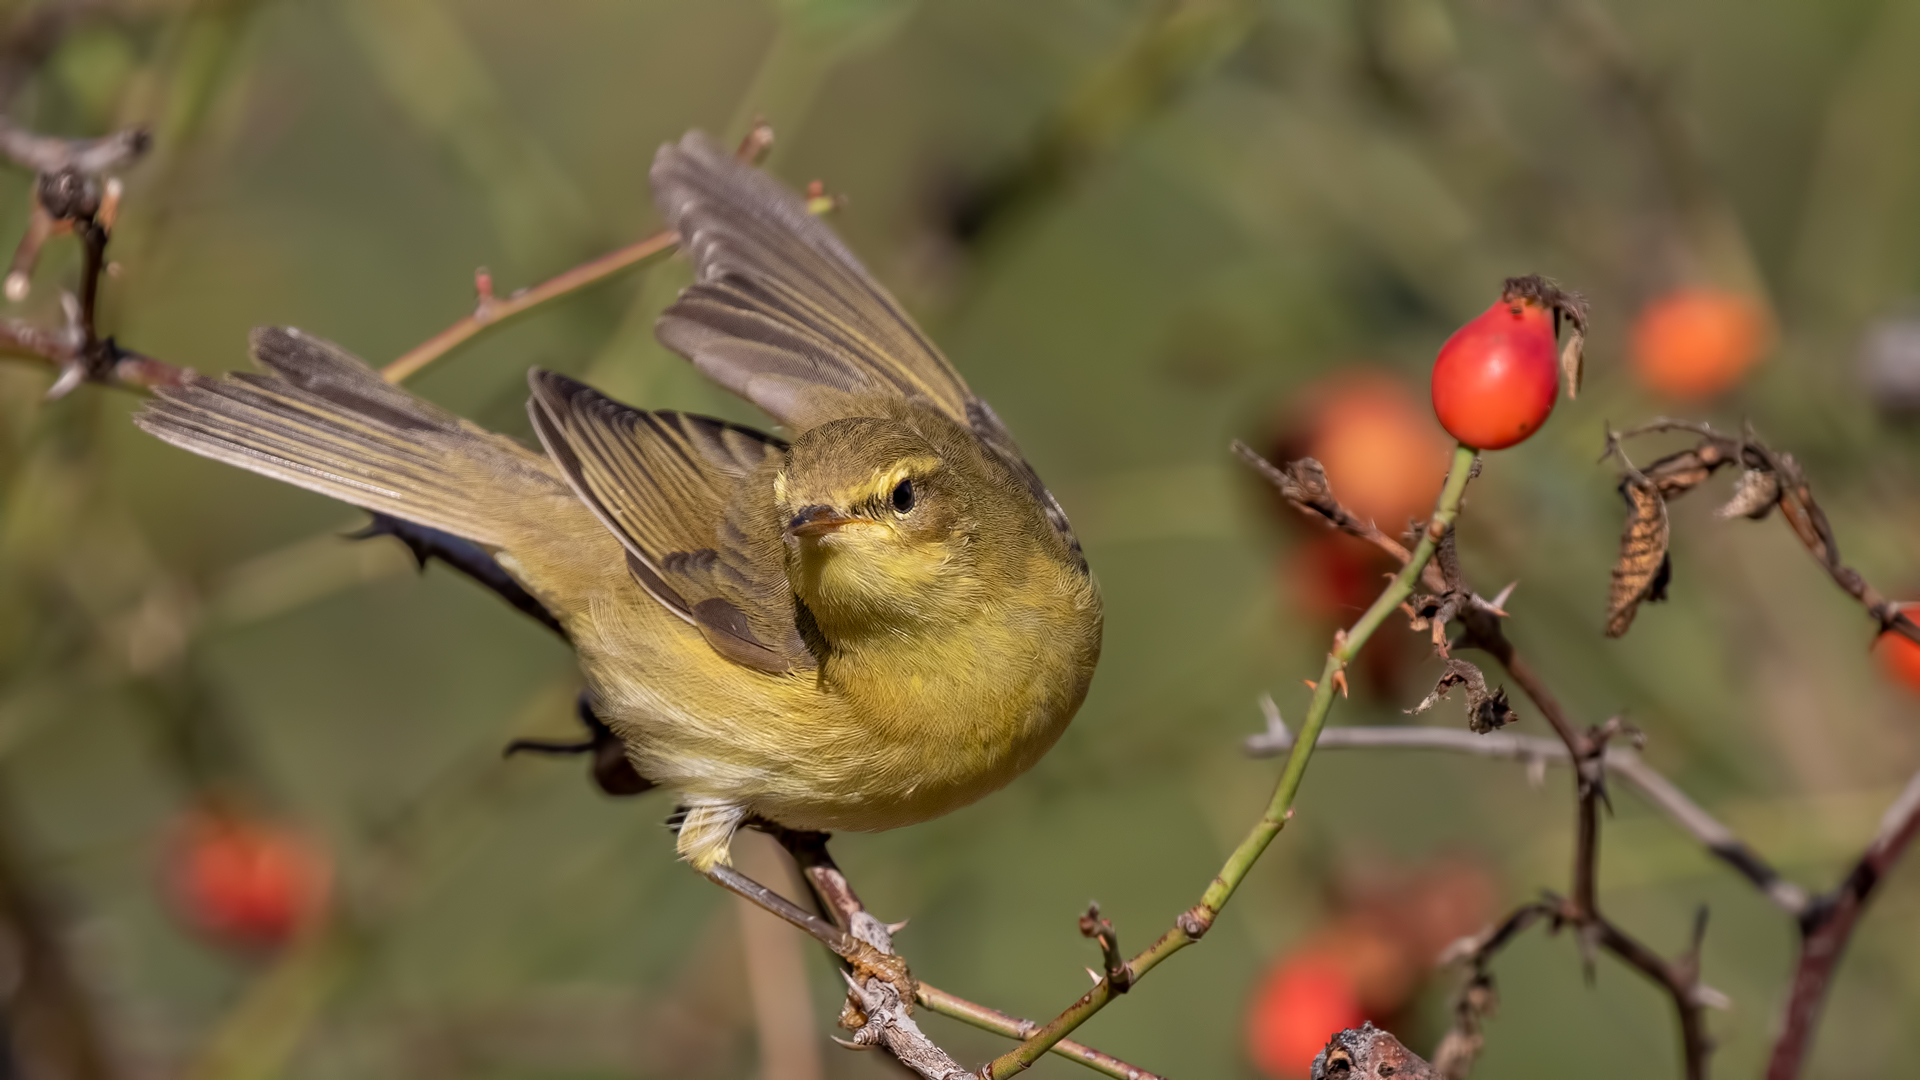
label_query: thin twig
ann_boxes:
[770,828,1161,1080]
[1560,720,1715,1080]
[377,228,678,385]
[379,121,787,386]
[1240,440,1715,1079]
[1245,720,1810,916]
[1608,419,1920,646]
[0,97,179,393]
[1231,440,1431,584]
[915,986,1163,1080]
[1766,770,1920,1080]
[1078,904,1131,993]
[976,443,1481,1080]
[1433,901,1557,1079]
[707,859,974,1079]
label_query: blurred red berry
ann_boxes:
[1431,294,1560,450]
[1630,289,1770,400]
[1876,628,1920,697]
[1265,373,1451,695]
[1246,949,1368,1079]
[1284,534,1387,623]
[166,810,330,951]
[1398,856,1501,961]
[1312,921,1416,1018]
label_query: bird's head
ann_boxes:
[776,414,1006,638]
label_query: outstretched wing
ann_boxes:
[650,130,1084,570]
[135,327,566,549]
[526,371,812,674]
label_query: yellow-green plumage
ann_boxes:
[134,131,1102,870]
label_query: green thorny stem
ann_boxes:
[980,442,1479,1080]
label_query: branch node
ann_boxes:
[1079,902,1132,992]
[1175,906,1213,941]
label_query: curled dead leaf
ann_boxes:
[1716,468,1780,520]
[1606,473,1671,638]
[1433,970,1498,1080]
[1641,445,1722,499]
[1561,325,1586,400]
[1407,657,1519,733]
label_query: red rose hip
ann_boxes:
[1877,626,1920,697]
[166,809,331,951]
[1431,276,1585,450]
[1246,948,1368,1078]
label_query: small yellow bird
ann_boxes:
[136,131,1103,871]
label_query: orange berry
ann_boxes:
[1310,376,1454,526]
[1630,289,1771,400]
[1876,628,1920,697]
[1246,949,1368,1079]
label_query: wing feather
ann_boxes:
[649,130,1086,570]
[651,130,970,427]
[525,371,811,674]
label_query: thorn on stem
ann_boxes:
[1258,693,1288,739]
[44,360,84,400]
[1484,580,1519,615]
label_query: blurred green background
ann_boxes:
[2,0,1918,1078]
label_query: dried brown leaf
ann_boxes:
[1716,468,1780,520]
[1433,972,1498,1080]
[1641,446,1721,499]
[1561,325,1585,400]
[1606,474,1670,638]
[1407,658,1518,733]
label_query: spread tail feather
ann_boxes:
[135,327,564,548]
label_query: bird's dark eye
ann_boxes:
[891,478,915,514]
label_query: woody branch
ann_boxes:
[1240,426,1920,1080]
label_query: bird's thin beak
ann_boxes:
[787,504,857,539]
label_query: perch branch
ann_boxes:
[770,828,1163,1080]
[706,857,971,1080]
